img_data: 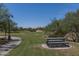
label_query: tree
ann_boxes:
[45,18,65,37]
[45,9,79,42]
[45,18,58,31]
[0,4,17,41]
[63,11,79,42]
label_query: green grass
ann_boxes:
[1,31,79,56]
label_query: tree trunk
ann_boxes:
[4,29,7,39]
[73,24,79,42]
[8,19,11,41]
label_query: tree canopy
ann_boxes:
[45,9,79,38]
[0,4,17,31]
[0,4,17,38]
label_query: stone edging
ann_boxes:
[41,44,72,50]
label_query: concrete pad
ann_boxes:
[0,36,22,56]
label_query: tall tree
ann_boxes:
[0,4,17,40]
[64,11,79,42]
[45,9,79,42]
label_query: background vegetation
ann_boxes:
[45,9,79,40]
[1,4,79,55]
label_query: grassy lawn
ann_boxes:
[1,31,79,56]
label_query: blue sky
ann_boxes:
[5,3,79,28]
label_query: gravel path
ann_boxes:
[0,36,22,56]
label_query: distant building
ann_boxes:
[36,30,43,32]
